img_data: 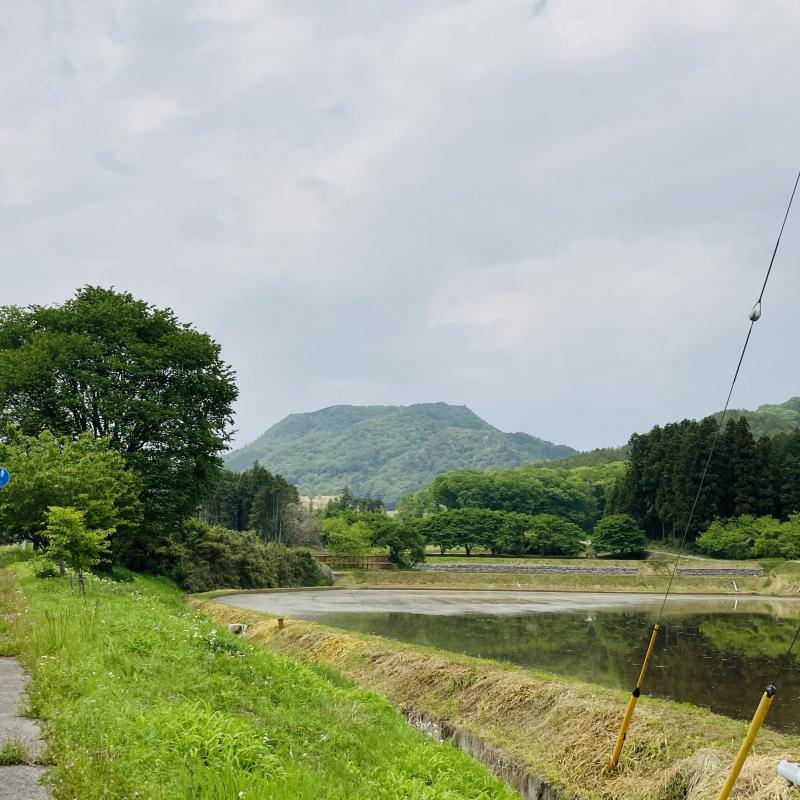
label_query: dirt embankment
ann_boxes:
[193,597,800,800]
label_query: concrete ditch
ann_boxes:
[405,710,570,800]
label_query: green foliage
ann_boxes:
[43,506,111,591]
[395,488,441,518]
[608,416,800,542]
[2,569,516,799]
[319,517,372,557]
[224,402,575,503]
[546,446,630,468]
[418,508,505,556]
[715,397,800,439]
[591,514,647,556]
[370,519,426,568]
[155,518,324,593]
[418,508,585,558]
[326,486,385,513]
[0,286,238,564]
[0,740,28,766]
[696,514,800,559]
[0,430,140,551]
[524,515,586,557]
[427,462,626,531]
[201,463,300,542]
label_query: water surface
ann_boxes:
[221,589,800,733]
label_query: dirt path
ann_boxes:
[0,658,49,799]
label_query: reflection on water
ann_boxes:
[312,607,800,733]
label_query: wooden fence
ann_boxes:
[314,554,395,570]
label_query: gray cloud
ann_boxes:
[1,1,798,450]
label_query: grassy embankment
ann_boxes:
[334,557,800,596]
[196,596,800,800]
[0,554,518,800]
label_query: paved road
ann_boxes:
[0,658,49,799]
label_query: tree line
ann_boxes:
[320,503,647,560]
[399,462,626,531]
[606,416,800,542]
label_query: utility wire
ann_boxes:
[656,169,800,623]
[609,170,799,773]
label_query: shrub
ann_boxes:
[592,514,647,556]
[156,518,325,593]
[697,515,800,559]
[43,505,112,593]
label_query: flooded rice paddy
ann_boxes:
[220,589,800,733]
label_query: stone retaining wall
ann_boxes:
[414,563,638,575]
[414,563,764,577]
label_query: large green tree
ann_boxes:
[0,287,237,564]
[592,514,647,556]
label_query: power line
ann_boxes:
[656,169,800,622]
[608,169,800,771]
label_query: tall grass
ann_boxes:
[0,565,517,800]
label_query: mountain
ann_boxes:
[716,397,800,439]
[224,403,576,503]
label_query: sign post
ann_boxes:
[0,467,9,488]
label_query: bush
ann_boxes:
[592,514,647,556]
[33,557,60,578]
[156,518,325,593]
[697,515,800,559]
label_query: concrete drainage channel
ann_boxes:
[405,710,569,800]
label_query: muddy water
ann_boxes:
[219,589,800,733]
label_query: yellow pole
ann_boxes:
[716,685,776,800]
[608,623,660,770]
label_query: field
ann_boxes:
[197,596,800,800]
[0,556,517,800]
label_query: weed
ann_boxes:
[0,740,29,765]
[0,565,517,800]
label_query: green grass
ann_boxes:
[0,560,517,800]
[0,739,30,765]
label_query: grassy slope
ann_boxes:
[196,598,800,800]
[0,561,517,800]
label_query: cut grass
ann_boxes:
[196,598,800,800]
[0,560,518,800]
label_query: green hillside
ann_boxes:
[224,403,575,503]
[717,397,800,438]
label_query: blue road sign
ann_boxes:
[0,468,9,488]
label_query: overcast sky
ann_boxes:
[2,1,799,451]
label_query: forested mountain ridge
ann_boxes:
[717,397,800,439]
[224,403,576,503]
